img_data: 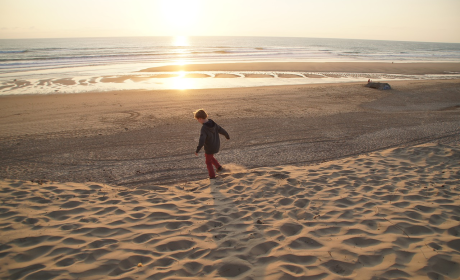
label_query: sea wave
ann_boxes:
[1,36,459,78]
[0,50,29,54]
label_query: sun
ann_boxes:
[160,0,200,35]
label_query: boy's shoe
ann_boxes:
[210,177,216,180]
[216,166,224,173]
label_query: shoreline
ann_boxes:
[2,62,460,96]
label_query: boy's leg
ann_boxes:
[210,154,221,169]
[205,154,216,179]
[209,154,223,172]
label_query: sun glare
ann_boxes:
[175,60,187,66]
[172,72,194,90]
[177,71,186,78]
[160,0,200,35]
[174,36,189,46]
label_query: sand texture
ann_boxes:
[0,142,459,280]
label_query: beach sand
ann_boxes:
[0,62,460,279]
[1,79,459,187]
[0,142,459,279]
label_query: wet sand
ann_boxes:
[139,62,460,75]
[3,62,460,96]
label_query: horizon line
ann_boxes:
[0,35,459,45]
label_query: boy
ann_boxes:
[194,109,230,179]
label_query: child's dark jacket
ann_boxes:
[196,119,230,154]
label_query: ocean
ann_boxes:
[1,36,460,94]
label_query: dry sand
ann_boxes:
[0,66,460,279]
[0,142,459,279]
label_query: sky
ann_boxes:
[1,0,459,43]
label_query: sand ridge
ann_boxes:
[139,62,460,75]
[1,142,459,279]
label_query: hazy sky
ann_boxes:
[1,0,459,43]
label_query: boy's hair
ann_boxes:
[194,109,208,119]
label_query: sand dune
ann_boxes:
[1,142,459,279]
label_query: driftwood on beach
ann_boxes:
[366,82,392,90]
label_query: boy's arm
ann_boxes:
[196,129,206,153]
[217,125,230,140]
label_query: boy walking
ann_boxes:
[194,109,230,179]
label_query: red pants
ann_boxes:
[205,153,221,179]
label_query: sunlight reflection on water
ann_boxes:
[171,72,197,90]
